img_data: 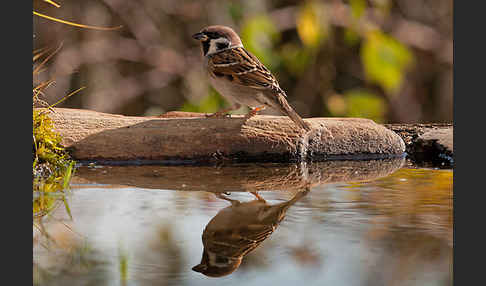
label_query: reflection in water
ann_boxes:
[72,158,405,193]
[362,230,452,286]
[33,161,452,286]
[33,221,110,286]
[192,190,309,277]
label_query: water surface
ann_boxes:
[33,159,452,286]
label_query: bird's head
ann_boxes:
[192,249,242,277]
[192,25,243,56]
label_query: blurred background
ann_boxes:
[33,0,453,124]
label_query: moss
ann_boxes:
[33,108,75,218]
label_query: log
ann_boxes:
[42,108,405,163]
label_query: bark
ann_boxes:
[42,108,405,163]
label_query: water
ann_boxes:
[33,158,453,286]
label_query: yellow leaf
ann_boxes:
[296,2,328,49]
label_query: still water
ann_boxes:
[33,158,453,286]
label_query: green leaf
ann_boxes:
[180,88,226,113]
[361,31,414,94]
[343,89,387,123]
[62,161,75,189]
[240,15,280,69]
[63,196,72,220]
[280,43,312,76]
[350,0,366,19]
[343,28,360,46]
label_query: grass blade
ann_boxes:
[43,0,61,8]
[34,11,123,31]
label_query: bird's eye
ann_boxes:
[216,41,229,50]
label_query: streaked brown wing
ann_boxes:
[208,47,284,95]
[204,223,277,258]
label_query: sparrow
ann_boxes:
[192,189,309,277]
[192,25,312,132]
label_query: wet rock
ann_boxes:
[419,128,453,153]
[384,124,453,168]
[413,128,453,167]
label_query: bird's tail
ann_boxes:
[275,93,311,132]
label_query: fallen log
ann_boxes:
[42,108,406,163]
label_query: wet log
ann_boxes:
[41,108,406,163]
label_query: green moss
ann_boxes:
[33,108,75,218]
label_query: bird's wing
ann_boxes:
[204,223,277,258]
[208,47,286,96]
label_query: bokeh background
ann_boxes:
[33,0,453,124]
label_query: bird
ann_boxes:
[192,25,312,132]
[192,189,309,277]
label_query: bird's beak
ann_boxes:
[192,263,207,273]
[192,32,208,41]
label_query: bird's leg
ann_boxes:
[290,187,310,203]
[206,103,241,118]
[250,191,266,202]
[244,106,266,119]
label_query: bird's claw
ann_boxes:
[244,106,266,119]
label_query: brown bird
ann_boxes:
[192,189,309,277]
[192,25,312,132]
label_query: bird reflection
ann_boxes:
[192,189,309,277]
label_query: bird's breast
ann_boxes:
[208,75,275,109]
